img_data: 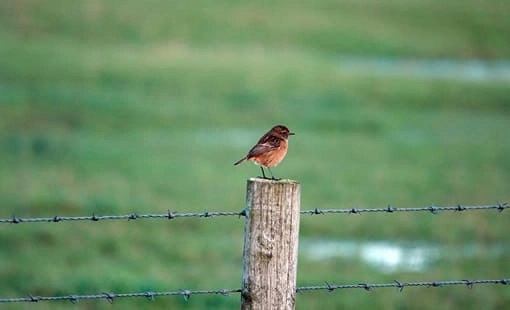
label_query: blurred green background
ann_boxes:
[1,0,509,309]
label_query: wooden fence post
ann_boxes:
[241,178,301,310]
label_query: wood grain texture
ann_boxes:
[241,178,301,310]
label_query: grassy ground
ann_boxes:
[1,1,509,309]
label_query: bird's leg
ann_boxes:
[268,167,280,181]
[260,167,267,179]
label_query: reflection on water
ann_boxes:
[337,57,510,81]
[301,239,506,273]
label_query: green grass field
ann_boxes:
[1,1,510,309]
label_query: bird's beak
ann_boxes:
[289,132,295,135]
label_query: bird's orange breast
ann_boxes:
[249,140,288,168]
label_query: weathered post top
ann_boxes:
[241,177,301,310]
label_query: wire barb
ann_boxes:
[218,289,230,296]
[144,292,155,301]
[238,208,247,218]
[497,202,507,212]
[456,204,466,211]
[180,290,191,301]
[325,281,335,292]
[349,208,360,214]
[464,279,474,289]
[394,280,405,292]
[29,294,40,302]
[69,295,79,304]
[428,205,438,214]
[312,208,324,215]
[103,292,114,303]
[167,210,175,219]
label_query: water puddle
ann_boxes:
[336,57,510,81]
[301,239,506,273]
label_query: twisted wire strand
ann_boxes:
[0,288,242,303]
[1,279,507,303]
[0,203,507,224]
[296,278,510,292]
[302,203,508,215]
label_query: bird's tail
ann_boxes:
[233,157,247,166]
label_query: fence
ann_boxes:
[1,178,508,308]
[2,204,507,224]
[1,280,508,304]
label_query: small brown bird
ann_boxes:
[234,125,295,180]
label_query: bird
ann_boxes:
[234,125,295,180]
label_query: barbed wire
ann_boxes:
[0,210,245,224]
[0,288,242,304]
[0,278,507,304]
[0,203,507,225]
[301,202,508,215]
[296,278,510,293]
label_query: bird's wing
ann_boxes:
[247,136,281,157]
